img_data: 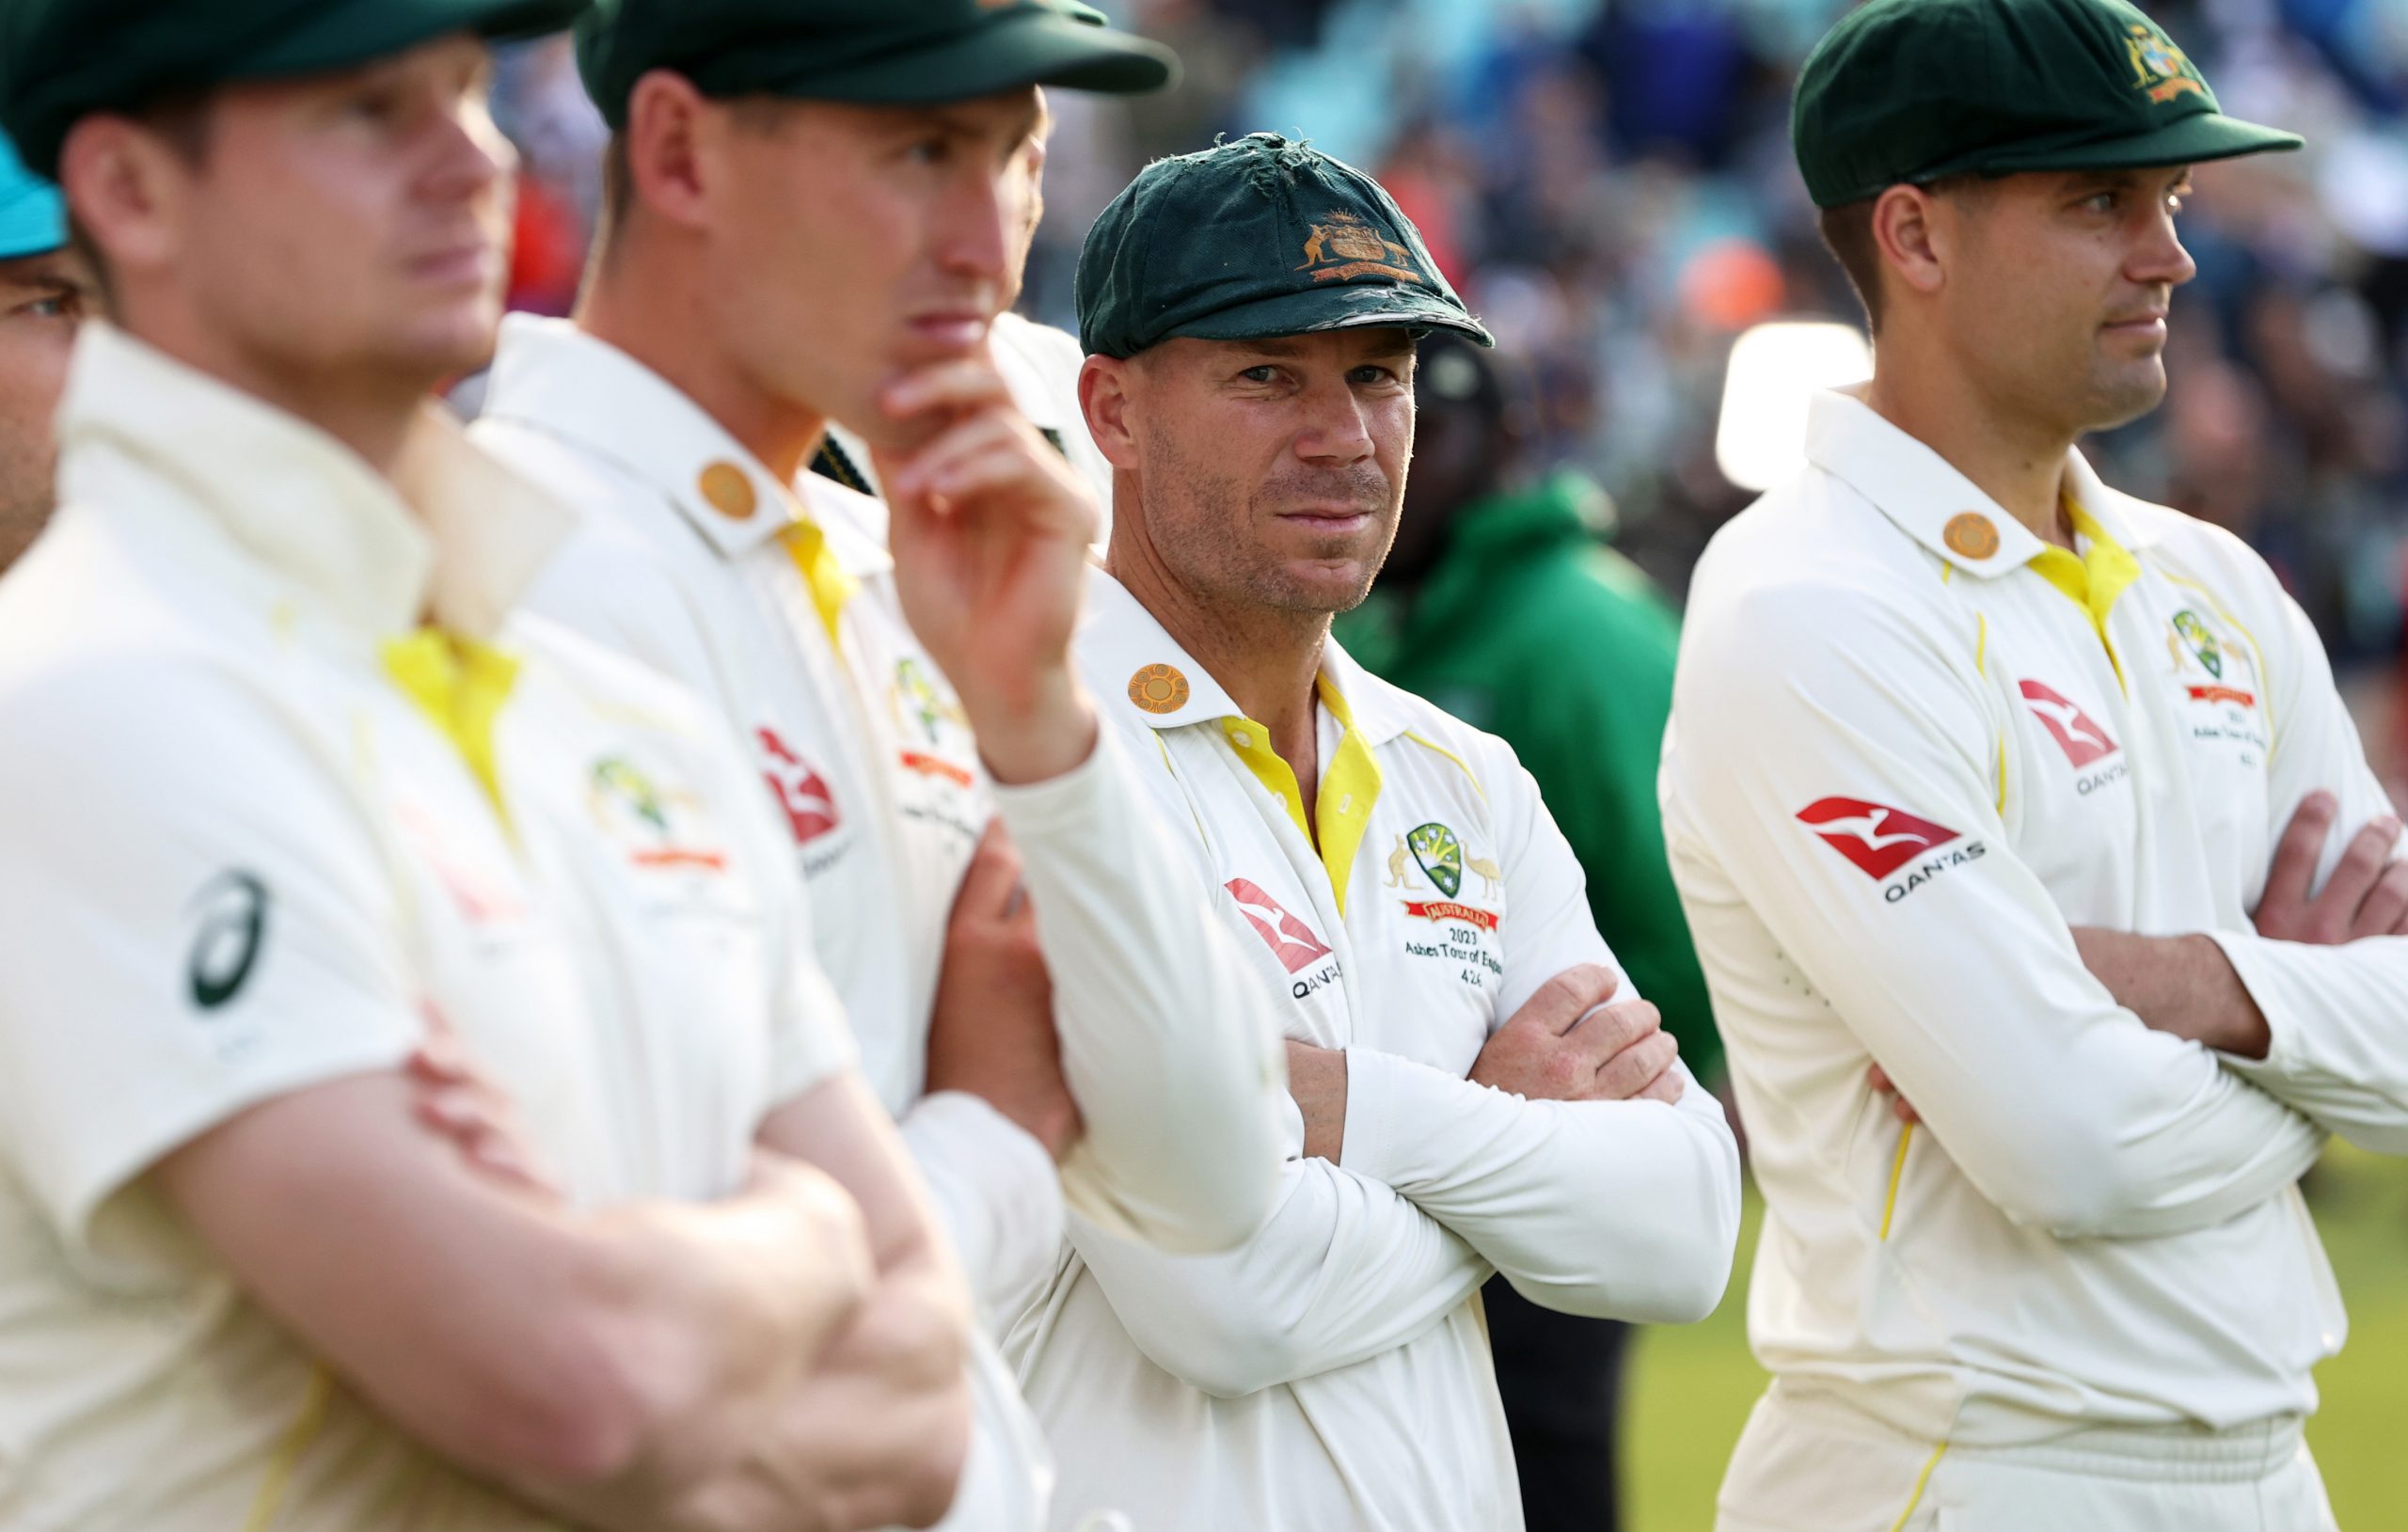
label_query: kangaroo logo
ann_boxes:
[1384,834,1421,889]
[1463,853,1503,899]
[2019,680,2119,768]
[758,726,841,845]
[1796,798,1962,880]
[1225,877,1334,975]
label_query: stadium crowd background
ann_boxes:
[485,3,2408,1525]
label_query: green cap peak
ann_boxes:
[1076,132,1492,360]
[576,0,1178,129]
[0,0,592,182]
[1792,0,2301,210]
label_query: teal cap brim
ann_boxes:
[1158,282,1495,352]
[1957,110,2303,181]
[0,132,63,260]
[765,10,1176,103]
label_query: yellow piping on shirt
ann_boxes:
[1151,730,1211,845]
[1887,1441,1949,1532]
[1972,614,2006,816]
[1880,1122,1913,1241]
[241,1365,334,1532]
[1402,729,1487,800]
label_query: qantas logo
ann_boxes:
[1796,798,1961,880]
[758,726,841,845]
[2019,680,2118,768]
[1225,877,1334,974]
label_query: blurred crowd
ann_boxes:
[492,0,2408,770]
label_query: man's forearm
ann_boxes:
[1339,1049,1739,1323]
[2070,927,2271,1059]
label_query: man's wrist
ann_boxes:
[969,674,1098,786]
[2075,926,2271,1057]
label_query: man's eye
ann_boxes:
[2083,191,2118,214]
[907,138,953,166]
[22,292,81,322]
[1352,366,1397,386]
[1241,366,1280,384]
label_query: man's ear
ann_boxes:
[57,114,190,285]
[622,69,719,233]
[1080,354,1141,471]
[1871,182,1948,304]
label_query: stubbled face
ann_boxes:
[698,88,1043,450]
[1928,165,2197,436]
[1116,328,1418,618]
[0,246,95,570]
[140,36,516,391]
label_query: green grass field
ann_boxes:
[1623,1145,2408,1531]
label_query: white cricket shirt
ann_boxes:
[1664,389,2408,1487]
[1005,571,1740,1532]
[473,319,1291,1527]
[0,324,856,1530]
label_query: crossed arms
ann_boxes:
[1068,762,1741,1398]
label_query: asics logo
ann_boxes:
[1225,877,1334,974]
[1796,798,1962,880]
[2019,680,2119,768]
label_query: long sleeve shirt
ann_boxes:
[1661,388,2371,1455]
[1006,572,1739,1532]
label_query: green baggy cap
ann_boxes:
[576,0,1178,130]
[0,0,593,181]
[1076,132,1493,360]
[1793,0,2302,210]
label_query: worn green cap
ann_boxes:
[0,0,593,181]
[1077,132,1492,359]
[1793,0,2302,210]
[576,0,1177,129]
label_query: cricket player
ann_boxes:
[815,69,1113,520]
[0,125,87,570]
[0,3,980,1527]
[1003,131,1740,1532]
[1661,1,2403,1526]
[471,2,1288,1524]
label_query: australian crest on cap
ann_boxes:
[1297,212,1425,287]
[2125,22,2205,103]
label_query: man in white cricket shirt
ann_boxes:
[0,3,981,1527]
[474,3,1290,1525]
[1664,1,2408,1527]
[1001,131,1740,1532]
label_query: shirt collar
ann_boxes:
[482,313,892,578]
[1079,568,1414,745]
[1802,388,2162,579]
[55,322,568,639]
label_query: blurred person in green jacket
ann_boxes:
[1336,331,1720,1532]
